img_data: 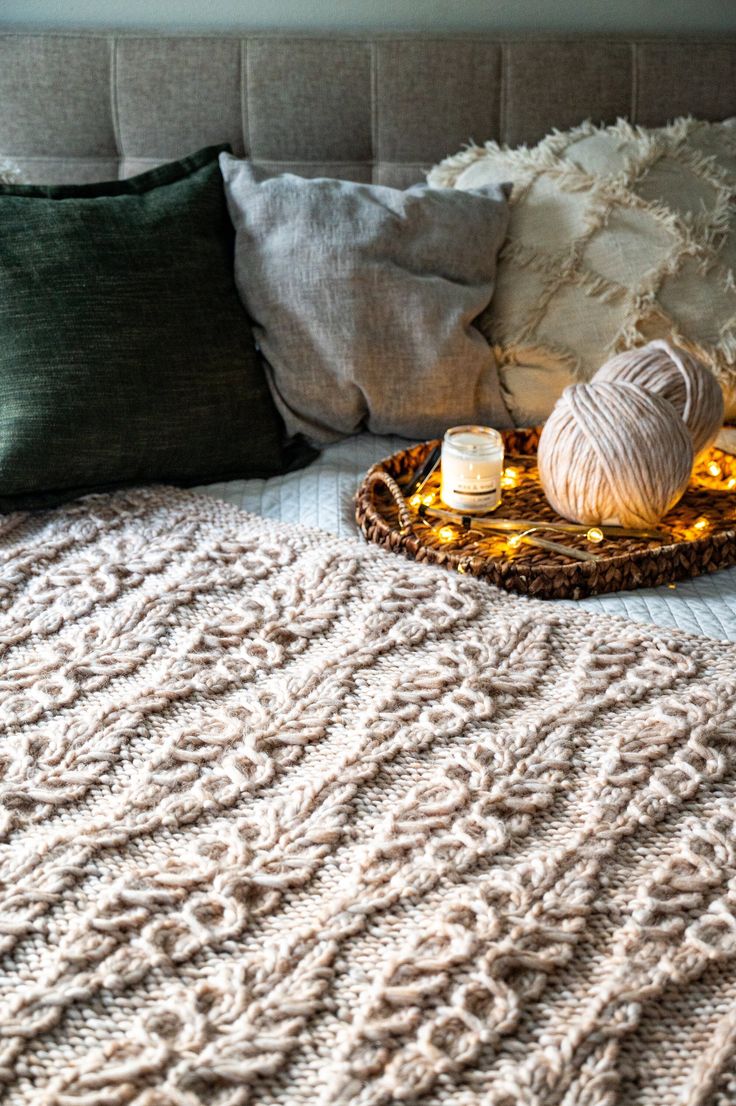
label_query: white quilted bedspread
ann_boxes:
[195,433,736,642]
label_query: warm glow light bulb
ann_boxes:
[507,533,522,549]
[409,494,422,508]
[422,493,435,506]
[693,517,709,532]
[728,477,736,490]
[707,461,723,478]
[586,527,604,544]
[437,526,456,542]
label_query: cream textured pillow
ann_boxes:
[429,118,736,425]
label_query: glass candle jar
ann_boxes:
[440,425,504,512]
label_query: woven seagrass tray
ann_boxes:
[354,428,736,600]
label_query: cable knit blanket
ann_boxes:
[2,488,736,1106]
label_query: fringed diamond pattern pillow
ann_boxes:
[429,117,736,426]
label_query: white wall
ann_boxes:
[2,0,735,33]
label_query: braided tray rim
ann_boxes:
[354,428,736,600]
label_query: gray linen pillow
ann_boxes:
[220,154,512,443]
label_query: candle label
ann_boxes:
[441,482,500,511]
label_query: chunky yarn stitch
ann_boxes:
[1,487,736,1105]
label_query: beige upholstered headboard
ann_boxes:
[1,31,735,186]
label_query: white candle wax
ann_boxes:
[440,425,504,512]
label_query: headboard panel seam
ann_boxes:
[109,35,124,169]
[499,40,508,144]
[240,38,249,158]
[370,39,378,181]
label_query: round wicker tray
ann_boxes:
[354,428,736,600]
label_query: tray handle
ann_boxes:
[364,468,415,534]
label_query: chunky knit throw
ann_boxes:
[1,488,736,1106]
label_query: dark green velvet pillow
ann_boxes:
[0,144,313,509]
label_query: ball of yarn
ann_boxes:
[537,380,693,528]
[593,340,723,456]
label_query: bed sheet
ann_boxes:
[194,433,736,642]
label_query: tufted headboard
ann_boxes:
[1,31,736,186]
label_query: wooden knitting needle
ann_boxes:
[403,445,441,497]
[419,510,602,563]
[421,506,669,542]
[475,517,670,541]
[510,533,602,562]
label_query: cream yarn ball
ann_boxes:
[593,340,723,456]
[537,380,693,528]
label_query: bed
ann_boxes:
[3,30,736,1104]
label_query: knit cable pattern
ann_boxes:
[1,487,736,1105]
